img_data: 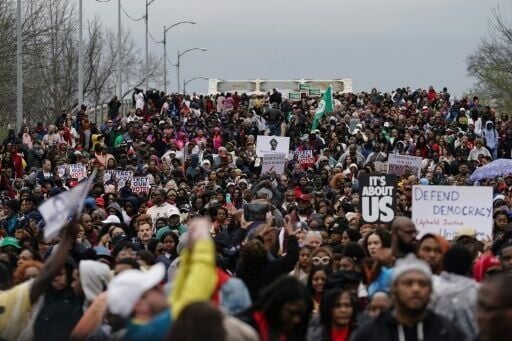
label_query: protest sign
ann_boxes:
[261,153,286,175]
[289,91,301,101]
[57,164,87,181]
[256,135,290,157]
[57,165,67,178]
[411,185,493,240]
[299,83,311,91]
[69,164,87,181]
[387,154,422,178]
[309,88,321,97]
[104,170,133,189]
[294,150,315,168]
[359,174,397,223]
[132,176,151,193]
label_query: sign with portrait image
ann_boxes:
[256,135,290,157]
[104,170,133,189]
[57,163,87,181]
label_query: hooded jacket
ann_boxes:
[351,309,465,341]
[431,272,479,340]
[79,260,112,308]
[124,196,140,215]
[482,121,498,150]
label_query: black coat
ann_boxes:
[350,310,465,341]
[36,170,55,186]
[237,236,299,301]
[34,288,83,341]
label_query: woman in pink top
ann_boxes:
[212,127,223,152]
[22,126,33,149]
[194,129,207,146]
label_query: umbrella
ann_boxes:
[469,158,512,182]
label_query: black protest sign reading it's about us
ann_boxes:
[359,174,397,223]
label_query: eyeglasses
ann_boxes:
[312,256,331,265]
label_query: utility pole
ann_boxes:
[163,25,167,93]
[78,0,83,106]
[176,50,180,94]
[117,0,122,98]
[145,0,155,91]
[16,0,23,132]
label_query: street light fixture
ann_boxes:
[162,21,196,93]
[177,48,207,93]
[183,76,209,95]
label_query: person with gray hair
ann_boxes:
[351,254,465,341]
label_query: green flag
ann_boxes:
[311,85,333,131]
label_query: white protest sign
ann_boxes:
[412,185,493,240]
[69,164,87,181]
[57,164,87,181]
[256,135,290,157]
[132,176,150,193]
[387,154,422,178]
[261,153,286,175]
[104,170,133,189]
[57,165,67,178]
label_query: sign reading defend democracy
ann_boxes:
[387,154,422,178]
[261,153,286,175]
[412,185,493,240]
[360,174,397,223]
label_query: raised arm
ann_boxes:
[30,218,79,304]
[169,218,217,318]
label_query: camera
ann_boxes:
[243,203,269,222]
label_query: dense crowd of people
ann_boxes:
[0,85,512,340]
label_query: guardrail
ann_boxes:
[88,99,133,124]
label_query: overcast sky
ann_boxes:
[84,0,504,95]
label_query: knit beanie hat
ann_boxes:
[391,254,432,285]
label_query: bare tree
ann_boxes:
[467,5,512,111]
[0,0,163,133]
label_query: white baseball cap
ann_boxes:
[107,263,166,317]
[101,215,121,225]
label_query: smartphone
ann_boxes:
[243,203,269,222]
